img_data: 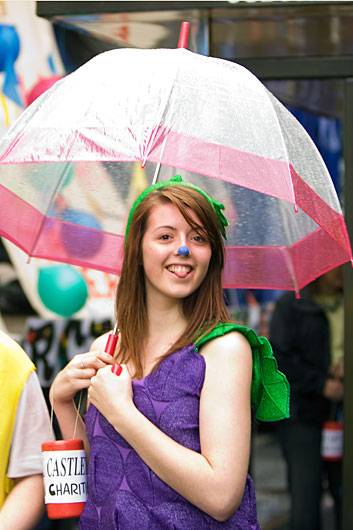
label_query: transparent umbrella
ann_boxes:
[0,47,351,293]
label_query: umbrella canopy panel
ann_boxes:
[0,48,351,291]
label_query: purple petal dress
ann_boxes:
[81,343,261,529]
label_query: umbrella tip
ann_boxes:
[177,21,190,49]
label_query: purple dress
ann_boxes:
[81,343,261,529]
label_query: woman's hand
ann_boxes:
[50,350,115,407]
[88,364,134,426]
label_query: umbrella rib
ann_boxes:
[264,89,298,209]
[28,162,73,257]
[152,135,168,185]
[143,61,180,180]
[29,104,94,257]
[280,247,299,296]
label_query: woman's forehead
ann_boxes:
[145,202,202,229]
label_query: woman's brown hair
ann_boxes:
[115,185,231,378]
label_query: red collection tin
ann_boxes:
[321,421,344,461]
[41,439,87,519]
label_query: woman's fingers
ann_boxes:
[63,350,116,382]
[70,377,93,391]
[51,349,115,405]
[75,367,97,379]
[73,351,113,373]
[87,364,133,425]
[96,351,115,365]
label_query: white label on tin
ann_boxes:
[42,449,87,504]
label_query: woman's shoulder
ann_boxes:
[198,328,252,367]
[198,330,253,393]
[195,322,256,351]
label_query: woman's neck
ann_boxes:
[147,300,186,338]
[146,286,183,322]
[143,293,187,365]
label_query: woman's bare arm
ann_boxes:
[50,333,114,451]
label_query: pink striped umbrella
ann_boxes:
[0,48,351,293]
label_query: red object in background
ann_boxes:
[26,75,62,106]
[321,421,344,461]
[42,439,86,519]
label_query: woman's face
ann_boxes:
[141,202,212,302]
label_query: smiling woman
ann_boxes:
[50,176,289,529]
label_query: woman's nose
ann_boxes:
[176,244,190,257]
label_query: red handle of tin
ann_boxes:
[104,333,118,356]
[104,326,122,376]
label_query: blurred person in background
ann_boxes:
[0,330,54,530]
[269,267,343,530]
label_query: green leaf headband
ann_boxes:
[125,175,229,240]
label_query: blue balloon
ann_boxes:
[60,209,103,259]
[0,25,22,106]
[0,25,20,71]
[37,265,88,317]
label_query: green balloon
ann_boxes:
[27,162,73,189]
[37,265,88,317]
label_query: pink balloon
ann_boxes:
[26,75,62,106]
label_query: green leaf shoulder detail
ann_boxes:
[194,322,290,422]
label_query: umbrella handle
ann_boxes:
[177,22,190,49]
[104,325,122,376]
[104,332,118,356]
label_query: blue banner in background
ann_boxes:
[289,106,342,198]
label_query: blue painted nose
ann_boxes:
[177,245,190,257]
